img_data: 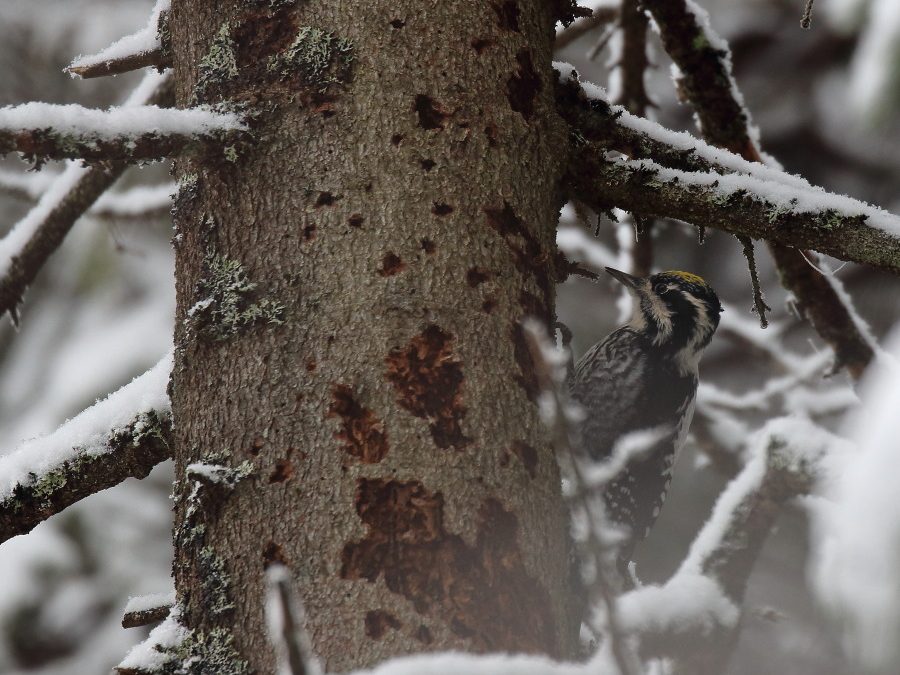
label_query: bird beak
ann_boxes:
[605,267,641,290]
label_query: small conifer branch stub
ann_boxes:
[554,5,619,51]
[639,0,876,378]
[0,412,173,546]
[67,48,173,79]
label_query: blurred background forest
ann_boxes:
[0,0,897,672]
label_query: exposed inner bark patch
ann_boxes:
[414,94,449,130]
[421,238,436,254]
[391,133,404,146]
[492,1,521,31]
[471,37,495,54]
[348,214,364,228]
[414,624,434,644]
[364,610,402,639]
[385,325,471,450]
[390,18,406,29]
[420,159,436,172]
[302,223,316,241]
[340,478,558,655]
[378,252,406,277]
[315,191,337,207]
[328,385,390,463]
[263,541,289,568]
[432,202,454,216]
[466,267,492,287]
[511,321,539,401]
[268,458,294,483]
[482,298,497,314]
[484,123,498,147]
[484,200,552,320]
[506,49,541,121]
[509,440,538,478]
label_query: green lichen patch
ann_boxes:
[195,22,239,100]
[267,26,354,91]
[191,252,284,342]
[198,547,235,616]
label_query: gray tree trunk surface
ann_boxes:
[169,0,575,670]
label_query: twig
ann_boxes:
[123,602,174,629]
[555,6,619,51]
[266,565,319,675]
[801,0,816,29]
[738,235,771,328]
[67,48,172,79]
[523,321,641,675]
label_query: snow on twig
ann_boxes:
[123,590,176,629]
[67,0,171,79]
[117,605,187,674]
[0,351,173,545]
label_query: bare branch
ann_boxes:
[737,235,771,327]
[0,411,172,546]
[0,75,174,323]
[567,149,900,274]
[639,0,876,378]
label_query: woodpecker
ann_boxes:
[569,267,722,576]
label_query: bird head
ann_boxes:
[606,267,723,372]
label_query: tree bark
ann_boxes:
[169,0,575,671]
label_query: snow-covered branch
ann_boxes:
[0,100,244,163]
[266,565,321,675]
[554,1,618,51]
[0,352,173,546]
[635,0,878,378]
[0,72,174,323]
[568,150,900,273]
[123,591,176,629]
[66,0,171,79]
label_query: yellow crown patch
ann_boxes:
[666,270,707,286]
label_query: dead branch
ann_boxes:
[67,48,172,79]
[554,5,619,51]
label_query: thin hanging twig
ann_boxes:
[801,0,816,29]
[738,235,771,328]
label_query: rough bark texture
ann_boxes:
[169,0,574,671]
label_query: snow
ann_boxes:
[347,652,587,675]
[0,101,244,141]
[0,349,172,502]
[554,62,900,237]
[124,590,175,615]
[93,181,175,216]
[0,71,177,281]
[617,156,900,238]
[67,0,170,76]
[556,224,618,270]
[810,325,900,671]
[117,605,186,672]
[617,573,739,636]
[684,416,850,573]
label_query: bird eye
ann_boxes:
[653,283,668,295]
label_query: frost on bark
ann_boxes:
[168,0,575,671]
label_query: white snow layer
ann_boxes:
[68,0,170,75]
[124,590,175,615]
[811,325,900,672]
[347,652,587,675]
[553,62,900,238]
[0,350,172,501]
[117,605,186,672]
[0,101,243,140]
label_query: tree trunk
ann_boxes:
[168,0,575,671]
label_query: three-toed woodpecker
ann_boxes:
[569,267,722,575]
